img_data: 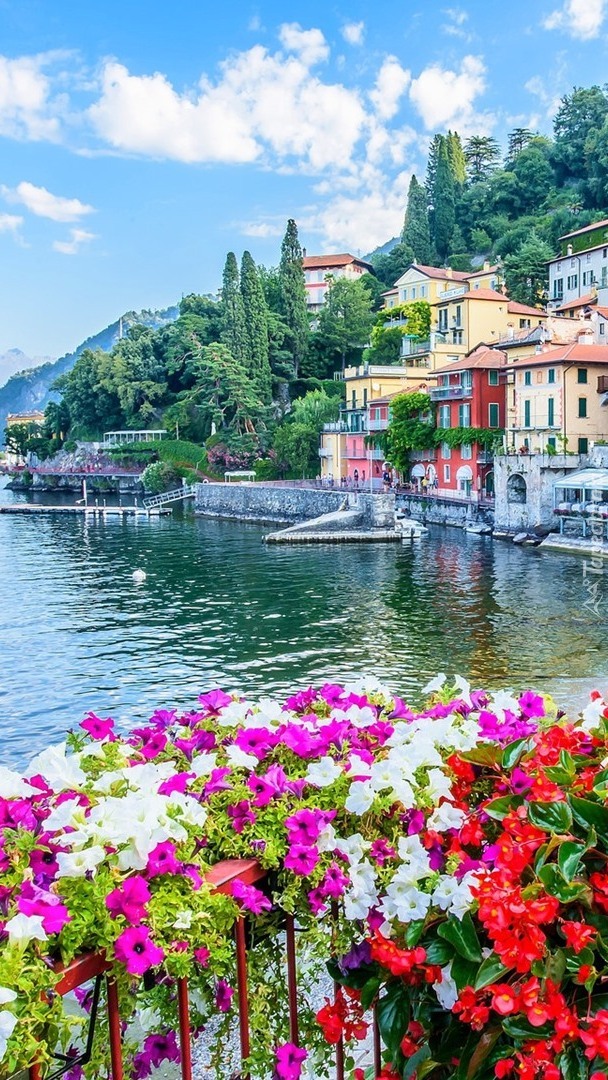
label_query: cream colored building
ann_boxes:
[508,341,608,454]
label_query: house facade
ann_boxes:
[427,346,507,498]
[547,219,608,312]
[303,253,374,311]
[508,341,608,454]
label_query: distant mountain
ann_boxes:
[0,348,54,386]
[0,306,179,436]
[364,236,400,261]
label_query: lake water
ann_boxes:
[1,480,607,766]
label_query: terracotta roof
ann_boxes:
[434,346,508,374]
[368,387,427,406]
[594,307,608,319]
[302,253,374,271]
[467,264,500,277]
[487,326,546,347]
[553,292,597,312]
[559,219,608,241]
[381,287,398,297]
[451,287,506,302]
[409,263,470,281]
[511,342,608,368]
[507,300,547,317]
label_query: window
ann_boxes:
[524,400,531,427]
[461,443,472,459]
[548,368,556,384]
[351,390,356,408]
[601,323,606,336]
[420,285,427,298]
[453,330,463,345]
[454,304,462,327]
[547,436,556,450]
[443,464,451,482]
[556,261,562,270]
[578,397,587,418]
[487,370,498,386]
[441,441,451,460]
[316,270,324,283]
[411,286,417,299]
[603,267,608,287]
[439,405,451,429]
[604,249,607,259]
[462,370,472,389]
[458,403,471,427]
[519,319,531,328]
[438,309,448,331]
[578,437,589,454]
[553,277,563,299]
[363,388,368,407]
[571,258,576,267]
[524,371,532,386]
[577,368,588,384]
[536,371,543,384]
[547,397,554,427]
[583,270,593,287]
[488,403,500,428]
[567,274,578,290]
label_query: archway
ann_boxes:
[507,473,527,504]
[456,464,473,496]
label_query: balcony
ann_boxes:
[401,338,431,357]
[429,385,470,401]
[322,421,347,433]
[477,450,494,464]
[318,448,333,458]
[367,417,388,431]
[410,449,437,462]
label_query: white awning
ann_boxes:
[554,468,608,491]
[411,464,425,478]
[456,465,473,480]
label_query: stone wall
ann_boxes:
[493,454,585,532]
[194,483,395,529]
[395,494,494,529]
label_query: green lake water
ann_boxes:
[1,482,607,766]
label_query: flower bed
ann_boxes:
[2,678,608,1079]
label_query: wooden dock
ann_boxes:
[0,504,170,517]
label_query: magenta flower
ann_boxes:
[203,767,232,796]
[274,1042,307,1080]
[369,838,396,866]
[148,707,177,729]
[80,713,115,740]
[142,1031,180,1070]
[184,864,203,891]
[232,880,272,915]
[283,687,318,713]
[106,874,151,922]
[284,844,319,876]
[198,689,234,714]
[518,690,545,718]
[235,727,277,759]
[30,845,60,881]
[280,725,321,758]
[146,841,182,878]
[215,979,234,1012]
[285,809,325,846]
[226,800,257,833]
[129,728,168,760]
[194,946,210,966]
[307,887,327,915]
[18,882,71,934]
[114,925,165,975]
[158,772,194,796]
[319,863,349,900]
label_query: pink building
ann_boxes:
[303,253,374,312]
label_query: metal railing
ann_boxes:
[142,484,197,510]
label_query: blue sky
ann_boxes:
[1,0,607,358]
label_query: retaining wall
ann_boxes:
[396,494,494,529]
[194,483,395,529]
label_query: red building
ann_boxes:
[428,346,507,499]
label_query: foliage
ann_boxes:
[140,460,182,493]
[370,242,415,289]
[402,176,432,264]
[464,136,502,182]
[240,250,272,404]
[502,233,553,307]
[431,137,457,261]
[3,424,38,458]
[6,679,608,1080]
[313,276,375,372]
[434,427,504,450]
[279,219,309,378]
[272,421,320,477]
[384,391,436,471]
[290,389,340,431]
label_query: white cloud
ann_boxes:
[277,23,329,65]
[442,7,471,38]
[0,53,62,141]
[543,0,606,39]
[89,44,366,171]
[52,228,96,255]
[369,57,411,121]
[409,55,488,131]
[301,168,411,253]
[0,213,23,234]
[248,14,262,31]
[240,220,284,238]
[2,181,95,222]
[342,21,365,46]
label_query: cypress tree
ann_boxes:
[446,130,467,187]
[279,219,309,378]
[431,139,456,262]
[220,252,247,367]
[240,250,272,404]
[425,134,442,201]
[401,176,432,264]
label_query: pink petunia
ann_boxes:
[215,979,234,1012]
[146,841,182,878]
[18,882,71,934]
[227,800,257,833]
[275,1042,308,1080]
[106,875,151,923]
[80,713,115,741]
[114,925,165,975]
[232,880,272,915]
[284,844,319,877]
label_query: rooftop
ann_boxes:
[434,345,508,374]
[559,219,608,242]
[302,253,373,272]
[553,293,597,313]
[507,300,547,317]
[511,342,608,368]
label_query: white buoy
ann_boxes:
[132,569,146,583]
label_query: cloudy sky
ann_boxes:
[1,0,607,357]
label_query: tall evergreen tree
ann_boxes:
[279,219,309,378]
[220,253,247,368]
[240,250,272,404]
[446,131,467,187]
[425,135,442,201]
[464,136,502,182]
[507,128,535,161]
[431,139,456,262]
[401,176,432,264]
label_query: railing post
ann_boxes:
[331,902,345,1080]
[177,977,193,1080]
[285,913,299,1047]
[106,976,124,1080]
[234,917,251,1079]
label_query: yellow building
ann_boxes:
[433,289,547,365]
[508,341,608,454]
[5,410,45,428]
[318,422,347,481]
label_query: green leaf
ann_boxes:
[405,919,425,947]
[538,864,591,903]
[527,800,573,833]
[559,1045,589,1080]
[545,948,566,984]
[325,958,378,989]
[545,751,576,785]
[461,745,500,767]
[502,1016,551,1041]
[437,913,482,962]
[501,737,532,770]
[533,842,550,874]
[466,1028,502,1079]
[474,953,510,991]
[422,937,455,965]
[558,841,585,881]
[360,975,382,1012]
[403,1045,432,1080]
[376,980,411,1055]
[451,954,479,991]
[570,795,608,836]
[483,795,524,821]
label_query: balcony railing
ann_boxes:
[322,421,347,433]
[429,385,470,400]
[367,417,388,431]
[477,450,494,464]
[401,338,431,357]
[410,449,437,461]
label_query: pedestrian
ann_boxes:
[353,468,359,489]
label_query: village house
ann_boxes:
[302,253,374,312]
[547,219,608,313]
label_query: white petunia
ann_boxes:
[426,768,454,804]
[5,913,47,946]
[90,770,125,794]
[488,689,520,723]
[334,833,369,864]
[26,743,86,791]
[381,882,431,923]
[344,780,375,815]
[173,910,193,929]
[0,990,16,1006]
[124,761,175,791]
[433,964,458,1010]
[343,704,377,729]
[347,754,372,779]
[0,1010,18,1061]
[225,744,258,771]
[452,675,472,706]
[427,803,465,833]
[216,700,252,727]
[0,766,36,799]
[305,756,342,788]
[316,823,337,853]
[582,696,605,733]
[190,752,218,778]
[44,797,86,834]
[56,845,106,878]
[423,673,446,694]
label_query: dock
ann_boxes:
[0,504,170,517]
[264,529,402,544]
